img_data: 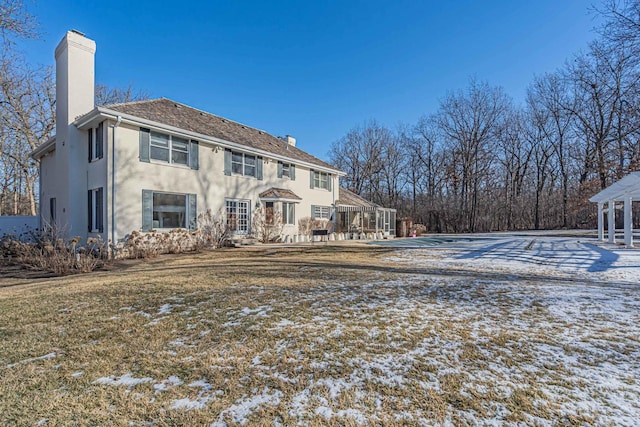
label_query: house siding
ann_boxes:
[112,122,336,239]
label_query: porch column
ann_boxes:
[624,196,633,248]
[608,200,616,244]
[597,202,604,241]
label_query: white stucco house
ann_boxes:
[31,30,349,244]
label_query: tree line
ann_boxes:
[330,1,640,232]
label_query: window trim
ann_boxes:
[88,187,104,233]
[282,202,295,225]
[312,205,331,220]
[231,151,257,177]
[226,198,251,234]
[141,190,197,231]
[311,170,331,190]
[278,161,295,180]
[149,130,191,167]
[88,122,104,162]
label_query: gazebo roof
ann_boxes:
[589,172,640,203]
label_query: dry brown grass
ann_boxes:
[1,243,639,426]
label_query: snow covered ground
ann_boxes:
[379,232,640,284]
[81,234,640,425]
[8,233,640,425]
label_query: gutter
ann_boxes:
[110,116,122,252]
[30,136,56,160]
[74,107,346,176]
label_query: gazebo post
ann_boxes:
[597,202,604,241]
[608,200,616,244]
[624,196,633,248]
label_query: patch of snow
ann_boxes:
[94,373,153,387]
[7,352,56,368]
[274,318,295,328]
[71,371,84,378]
[154,376,183,393]
[171,396,211,410]
[189,379,213,391]
[158,304,172,315]
[212,387,283,426]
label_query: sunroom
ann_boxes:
[334,188,396,237]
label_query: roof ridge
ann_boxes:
[103,97,164,108]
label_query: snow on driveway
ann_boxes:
[380,233,640,284]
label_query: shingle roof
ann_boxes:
[336,187,380,208]
[104,98,337,171]
[258,188,302,200]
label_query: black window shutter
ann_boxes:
[327,174,332,191]
[96,122,104,159]
[88,129,93,162]
[290,164,296,181]
[277,161,283,178]
[50,198,56,223]
[139,128,150,162]
[257,156,263,180]
[96,188,104,233]
[142,190,153,231]
[188,194,197,230]
[224,149,231,176]
[190,140,199,170]
[88,190,93,232]
[311,205,317,219]
[310,170,314,189]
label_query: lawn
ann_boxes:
[1,241,639,426]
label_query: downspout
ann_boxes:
[111,116,122,255]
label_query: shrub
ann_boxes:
[0,227,109,276]
[298,217,330,237]
[252,207,283,243]
[196,209,230,248]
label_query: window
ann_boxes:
[153,192,186,228]
[139,128,199,169]
[310,170,331,190]
[224,149,263,179]
[88,188,104,233]
[226,199,250,234]
[312,205,331,220]
[150,131,189,166]
[278,161,295,180]
[231,151,256,177]
[282,202,295,225]
[141,190,197,231]
[88,122,104,162]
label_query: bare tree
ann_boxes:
[329,120,389,198]
[437,79,511,232]
[595,0,640,54]
[0,56,55,215]
[564,41,639,189]
[95,83,150,106]
[0,0,37,43]
[528,72,576,227]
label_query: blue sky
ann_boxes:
[19,1,600,160]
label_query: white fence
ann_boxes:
[0,216,39,239]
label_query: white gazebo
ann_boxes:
[589,171,640,248]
